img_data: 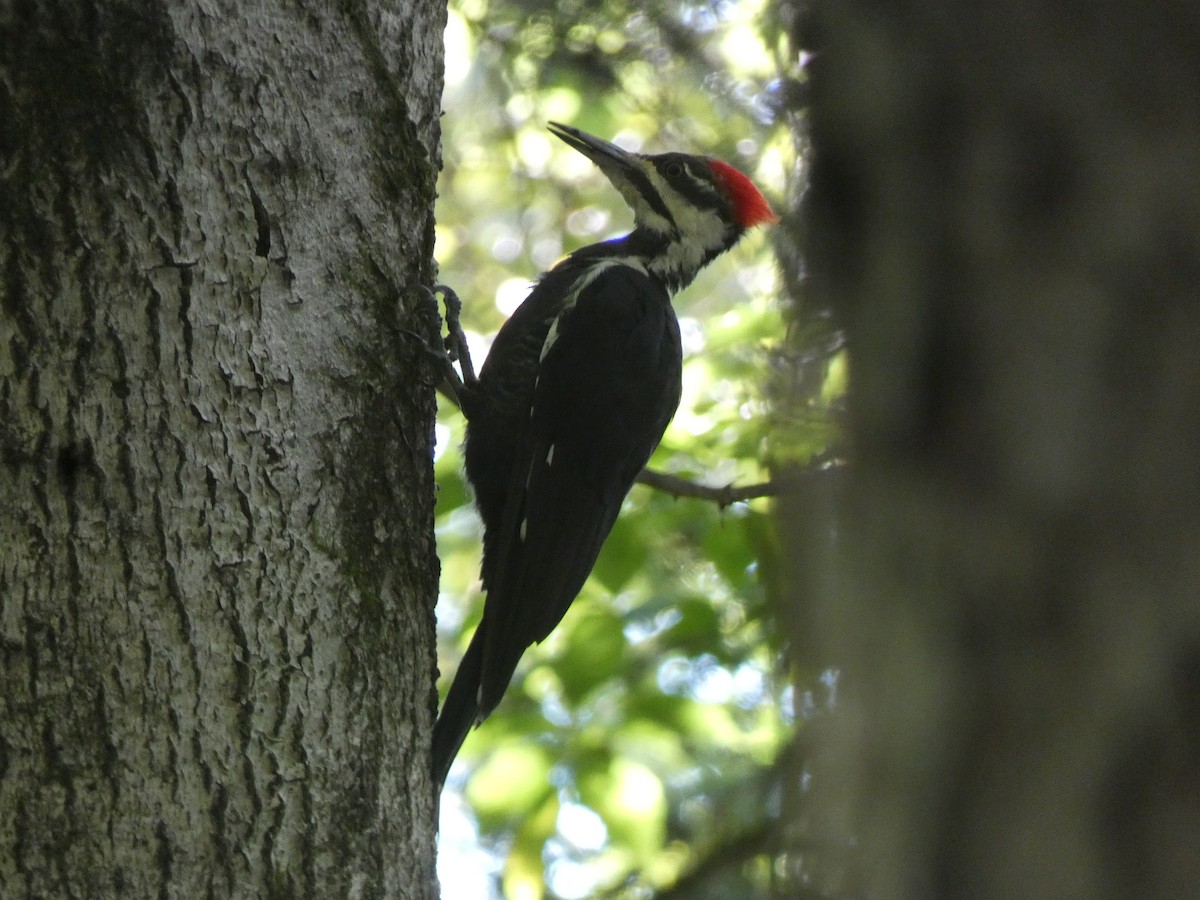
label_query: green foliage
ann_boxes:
[433,0,838,896]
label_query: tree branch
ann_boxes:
[635,457,844,508]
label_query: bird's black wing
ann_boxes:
[476,263,683,710]
[433,264,682,786]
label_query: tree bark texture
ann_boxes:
[0,2,444,897]
[790,3,1200,898]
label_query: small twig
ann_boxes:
[635,469,780,507]
[635,456,845,508]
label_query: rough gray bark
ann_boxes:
[0,2,444,897]
[788,2,1200,898]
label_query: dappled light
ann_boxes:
[433,0,837,895]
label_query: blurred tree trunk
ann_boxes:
[0,2,444,897]
[787,2,1200,898]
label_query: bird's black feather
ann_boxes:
[433,266,681,785]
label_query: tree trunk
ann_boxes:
[790,2,1200,898]
[0,2,444,897]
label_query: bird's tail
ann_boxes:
[432,629,485,792]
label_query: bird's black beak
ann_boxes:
[547,122,640,177]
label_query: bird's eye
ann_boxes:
[664,161,687,178]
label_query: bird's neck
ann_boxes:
[569,226,737,295]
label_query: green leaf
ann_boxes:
[579,758,667,866]
[467,740,553,827]
[555,607,628,704]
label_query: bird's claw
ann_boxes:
[409,283,477,413]
[431,284,476,386]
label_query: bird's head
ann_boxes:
[548,122,777,286]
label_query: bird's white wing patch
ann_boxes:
[538,258,647,361]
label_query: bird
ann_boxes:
[432,121,777,791]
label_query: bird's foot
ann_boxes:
[432,283,476,386]
[407,283,478,413]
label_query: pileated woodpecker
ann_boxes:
[432,122,776,790]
